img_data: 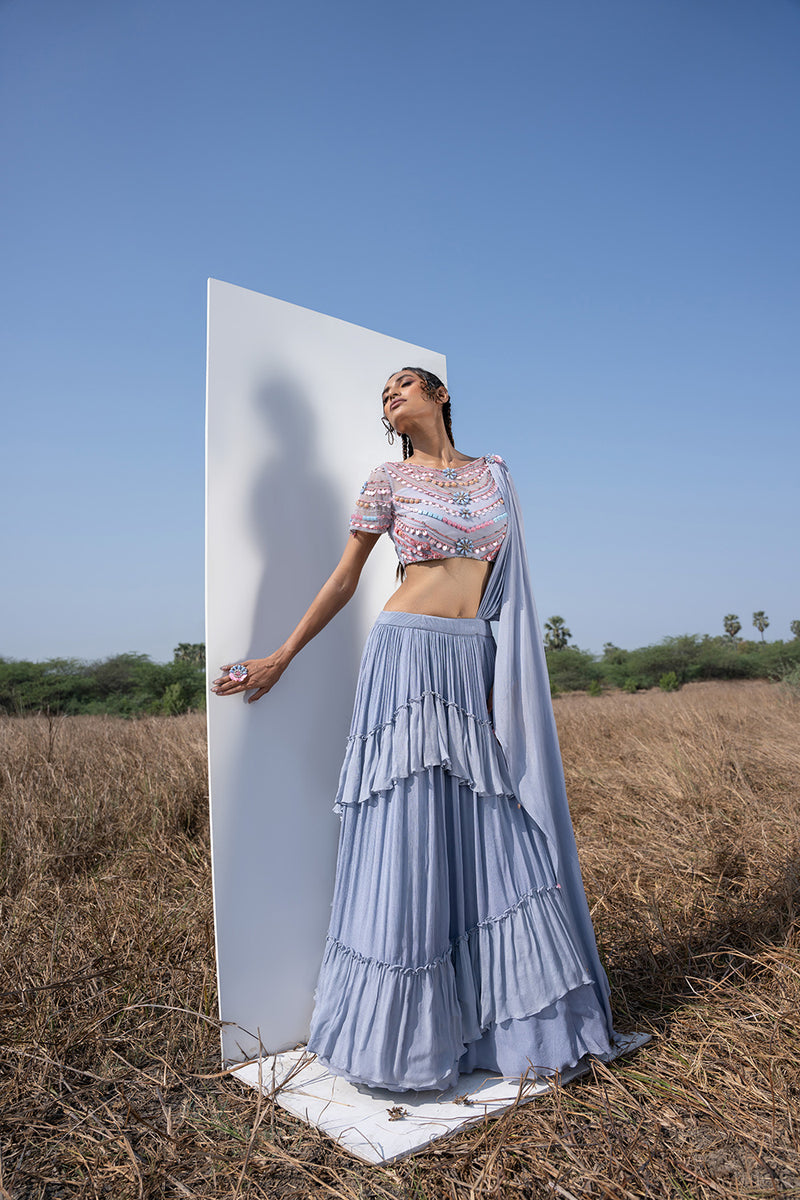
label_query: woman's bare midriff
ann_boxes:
[382,558,493,620]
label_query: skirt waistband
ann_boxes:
[374,610,493,638]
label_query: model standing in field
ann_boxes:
[213,368,618,1092]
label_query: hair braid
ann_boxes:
[441,399,454,448]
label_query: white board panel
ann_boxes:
[205,280,446,1063]
[233,1034,651,1163]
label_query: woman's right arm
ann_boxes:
[212,530,381,704]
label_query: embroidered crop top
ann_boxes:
[349,454,508,566]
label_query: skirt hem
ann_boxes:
[309,979,615,1094]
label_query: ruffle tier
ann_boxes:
[334,612,515,811]
[334,689,517,810]
[309,849,607,1091]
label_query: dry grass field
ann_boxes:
[1,680,798,1198]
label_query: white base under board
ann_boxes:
[233,1032,651,1165]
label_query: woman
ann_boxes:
[213,368,617,1093]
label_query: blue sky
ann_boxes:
[2,0,798,662]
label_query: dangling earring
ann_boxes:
[381,416,395,444]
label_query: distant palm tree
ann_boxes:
[174,642,206,667]
[723,614,741,642]
[544,616,571,650]
[752,612,769,642]
[790,619,800,641]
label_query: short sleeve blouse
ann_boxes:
[349,455,508,566]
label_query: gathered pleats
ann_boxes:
[307,611,614,1092]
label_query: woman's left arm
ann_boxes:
[212,530,380,703]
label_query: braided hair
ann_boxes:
[382,367,454,457]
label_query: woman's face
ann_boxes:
[382,371,439,433]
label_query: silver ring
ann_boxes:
[228,664,248,683]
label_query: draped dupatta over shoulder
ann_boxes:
[478,458,613,1028]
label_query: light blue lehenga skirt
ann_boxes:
[306,610,614,1093]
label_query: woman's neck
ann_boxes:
[404,428,461,466]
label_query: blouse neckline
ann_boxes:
[395,455,486,474]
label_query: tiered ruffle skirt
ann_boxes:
[306,611,614,1092]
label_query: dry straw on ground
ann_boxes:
[1,680,798,1198]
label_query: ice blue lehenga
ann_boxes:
[306,456,618,1093]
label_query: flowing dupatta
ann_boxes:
[478,457,614,1029]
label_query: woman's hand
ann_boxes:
[211,650,290,704]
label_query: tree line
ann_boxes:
[0,644,207,716]
[3,614,800,715]
[544,612,798,651]
[543,613,800,694]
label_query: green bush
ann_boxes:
[659,671,680,692]
[587,679,603,697]
[622,677,639,693]
[779,663,800,696]
[545,646,598,693]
